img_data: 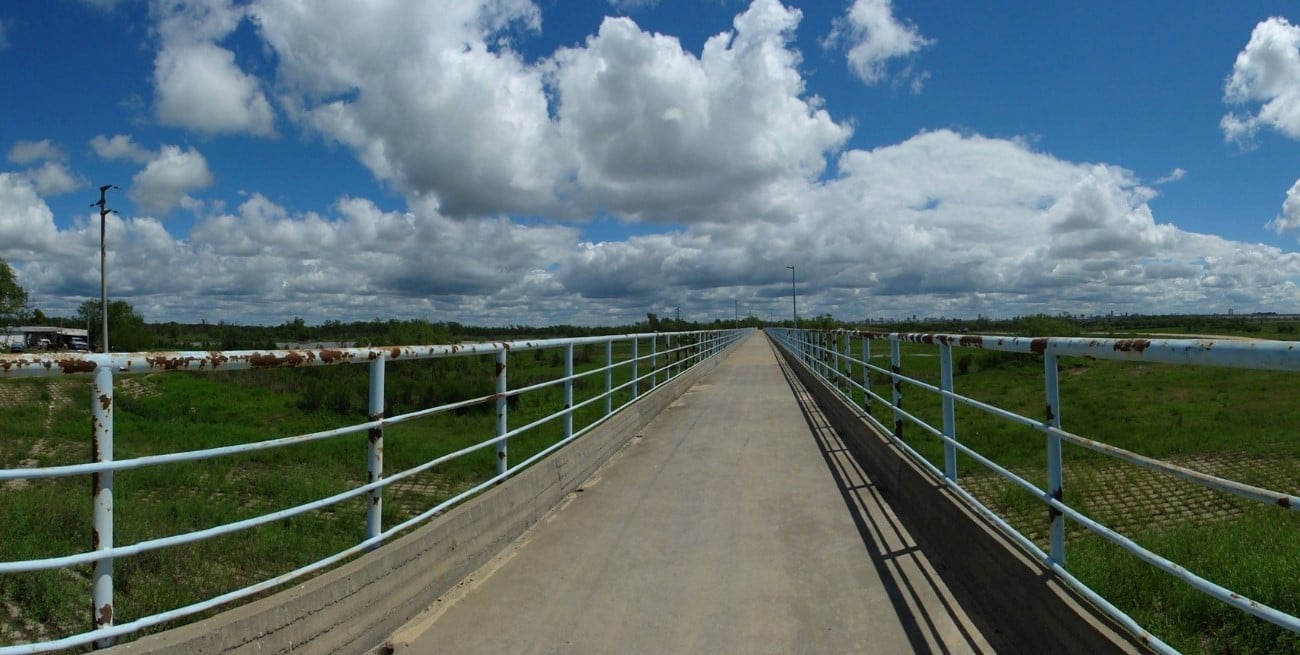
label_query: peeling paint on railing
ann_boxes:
[0,329,750,653]
[769,327,1300,654]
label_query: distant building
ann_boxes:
[11,326,91,350]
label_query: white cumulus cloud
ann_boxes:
[27,162,87,196]
[8,139,66,164]
[1221,16,1300,145]
[1153,167,1186,185]
[1267,179,1300,234]
[254,0,848,221]
[0,173,62,257]
[255,0,550,217]
[550,0,850,222]
[824,0,932,88]
[151,0,275,136]
[90,134,154,164]
[7,140,86,195]
[8,128,1300,325]
[10,2,1300,325]
[129,145,215,215]
[556,129,1300,319]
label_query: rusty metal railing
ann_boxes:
[0,328,749,653]
[769,328,1299,654]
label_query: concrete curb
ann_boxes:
[101,340,740,655]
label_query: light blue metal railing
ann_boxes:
[769,327,1299,654]
[0,328,749,653]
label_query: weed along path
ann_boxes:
[387,333,991,655]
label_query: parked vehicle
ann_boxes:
[8,340,24,353]
[69,338,90,352]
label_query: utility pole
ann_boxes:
[92,185,118,353]
[786,265,797,329]
[734,300,738,330]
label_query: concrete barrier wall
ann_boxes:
[773,344,1148,655]
[103,345,735,655]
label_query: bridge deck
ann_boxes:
[388,333,992,654]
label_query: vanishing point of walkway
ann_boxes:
[387,333,993,654]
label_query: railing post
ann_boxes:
[829,332,836,382]
[496,349,508,476]
[891,338,903,441]
[822,332,829,377]
[564,343,574,440]
[831,331,839,389]
[605,339,613,417]
[800,329,806,366]
[940,342,957,481]
[631,338,639,399]
[668,333,675,380]
[813,331,820,374]
[366,355,384,549]
[91,364,114,647]
[825,332,832,382]
[862,336,872,416]
[1045,351,1065,565]
[841,332,851,396]
[827,332,834,381]
[812,331,819,374]
[651,335,658,389]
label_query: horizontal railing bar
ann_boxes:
[823,341,1300,512]
[1045,484,1300,632]
[1042,423,1300,511]
[0,390,505,481]
[0,331,716,378]
[0,413,514,573]
[773,331,1182,653]
[0,329,747,651]
[0,427,534,654]
[842,330,1300,371]
[0,420,374,481]
[381,392,496,424]
[770,328,1300,648]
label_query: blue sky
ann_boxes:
[2,0,1300,326]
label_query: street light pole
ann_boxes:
[786,265,797,329]
[92,185,118,353]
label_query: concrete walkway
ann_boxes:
[389,333,992,654]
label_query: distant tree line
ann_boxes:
[8,254,1297,353]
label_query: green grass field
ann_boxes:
[816,335,1300,654]
[3,329,1298,653]
[0,336,705,649]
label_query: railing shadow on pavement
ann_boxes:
[767,326,1300,654]
[768,337,993,655]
